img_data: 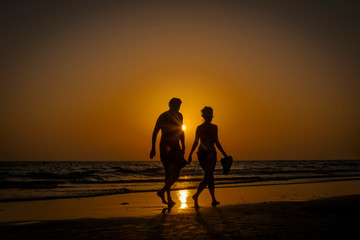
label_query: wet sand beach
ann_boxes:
[1,180,360,239]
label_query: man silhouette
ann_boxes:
[150,98,185,206]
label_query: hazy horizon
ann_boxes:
[1,1,359,161]
[1,159,359,162]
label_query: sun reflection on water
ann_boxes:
[178,190,189,209]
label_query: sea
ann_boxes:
[1,160,360,202]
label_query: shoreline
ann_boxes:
[2,175,360,203]
[1,179,360,223]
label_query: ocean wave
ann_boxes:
[3,172,360,190]
[2,176,360,202]
[25,171,100,180]
[0,188,131,202]
[1,160,360,202]
[114,166,163,176]
[0,180,60,189]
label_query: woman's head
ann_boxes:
[201,106,213,122]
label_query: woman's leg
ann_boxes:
[205,153,218,205]
[193,152,217,207]
[193,176,207,207]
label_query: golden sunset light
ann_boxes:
[0,1,358,162]
[1,2,360,239]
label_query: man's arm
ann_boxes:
[150,120,160,159]
[179,112,185,151]
[180,131,185,151]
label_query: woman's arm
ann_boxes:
[214,125,228,157]
[188,127,200,163]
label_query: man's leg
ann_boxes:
[158,162,180,205]
[166,162,180,205]
[157,162,170,204]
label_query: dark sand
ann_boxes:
[1,180,360,239]
[1,195,360,240]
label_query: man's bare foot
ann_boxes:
[157,191,168,204]
[192,195,199,208]
[211,201,220,206]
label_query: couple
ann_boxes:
[150,98,228,208]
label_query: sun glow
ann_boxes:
[178,190,189,209]
[182,125,186,131]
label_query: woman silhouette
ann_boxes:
[188,106,228,208]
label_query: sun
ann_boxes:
[182,125,186,131]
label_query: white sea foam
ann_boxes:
[1,160,359,202]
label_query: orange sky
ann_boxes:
[1,1,359,161]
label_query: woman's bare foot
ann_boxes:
[157,191,168,204]
[192,195,199,208]
[211,200,220,207]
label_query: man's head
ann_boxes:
[169,98,182,111]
